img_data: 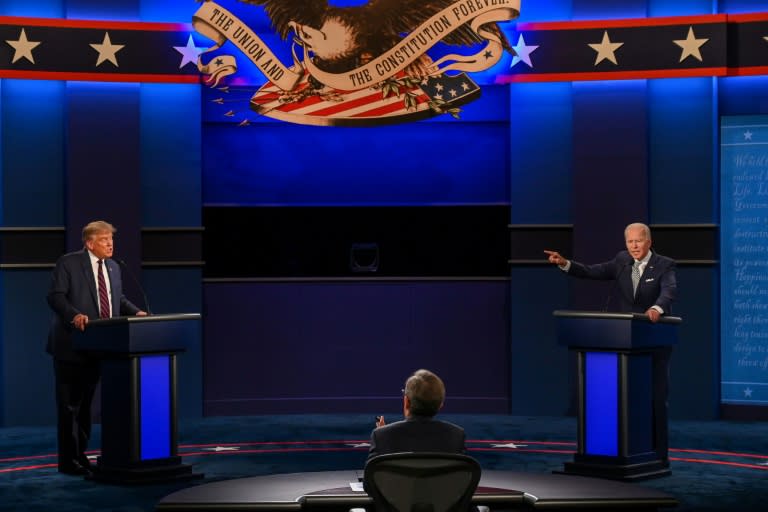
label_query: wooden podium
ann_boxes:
[553,310,681,481]
[73,313,201,484]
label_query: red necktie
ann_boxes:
[98,260,110,319]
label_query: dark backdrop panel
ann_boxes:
[204,206,510,278]
[509,267,571,416]
[669,266,719,419]
[203,281,510,415]
[571,80,649,310]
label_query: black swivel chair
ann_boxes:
[363,452,482,512]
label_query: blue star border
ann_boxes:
[497,13,768,83]
[0,12,766,84]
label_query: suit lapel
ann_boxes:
[81,250,99,311]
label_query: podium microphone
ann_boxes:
[114,258,151,315]
[603,262,629,312]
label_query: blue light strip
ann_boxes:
[140,355,171,460]
[585,352,618,456]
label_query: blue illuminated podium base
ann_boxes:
[553,311,681,482]
[74,314,202,484]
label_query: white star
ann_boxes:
[491,442,528,449]
[673,26,708,63]
[434,93,443,100]
[173,34,204,69]
[201,446,241,452]
[744,387,753,398]
[461,82,469,91]
[745,130,753,141]
[510,34,539,68]
[6,28,41,64]
[588,31,624,66]
[435,83,444,92]
[347,443,370,448]
[449,89,457,97]
[90,32,124,67]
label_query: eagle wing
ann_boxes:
[364,0,512,52]
[237,0,329,39]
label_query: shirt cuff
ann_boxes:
[651,305,664,315]
[561,260,571,272]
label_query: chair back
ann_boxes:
[363,452,481,512]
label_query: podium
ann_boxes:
[73,313,201,484]
[553,310,681,481]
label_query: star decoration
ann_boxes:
[435,83,444,92]
[744,130,753,141]
[201,446,241,452]
[744,387,753,398]
[174,34,204,69]
[491,442,528,449]
[510,34,539,68]
[588,31,624,66]
[449,89,457,98]
[483,50,493,59]
[6,28,41,64]
[347,443,370,448]
[434,93,443,100]
[90,32,124,67]
[673,26,708,63]
[461,82,469,91]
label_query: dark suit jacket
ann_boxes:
[46,249,141,362]
[567,250,677,314]
[367,415,466,462]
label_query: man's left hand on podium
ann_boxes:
[646,308,661,323]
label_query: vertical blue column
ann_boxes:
[140,355,171,460]
[585,352,618,456]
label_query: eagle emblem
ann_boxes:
[193,0,521,126]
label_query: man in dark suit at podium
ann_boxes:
[46,220,146,476]
[368,369,466,460]
[544,222,676,321]
[545,222,677,463]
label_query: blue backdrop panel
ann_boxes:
[648,78,716,224]
[202,121,510,206]
[509,82,573,224]
[0,80,65,226]
[202,88,510,207]
[0,0,62,17]
[648,0,714,16]
[719,76,768,117]
[140,84,201,227]
[720,115,768,405]
[203,281,510,415]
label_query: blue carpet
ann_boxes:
[1,414,767,511]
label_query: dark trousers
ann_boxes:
[53,359,100,469]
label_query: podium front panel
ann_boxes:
[140,355,172,460]
[585,352,618,456]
